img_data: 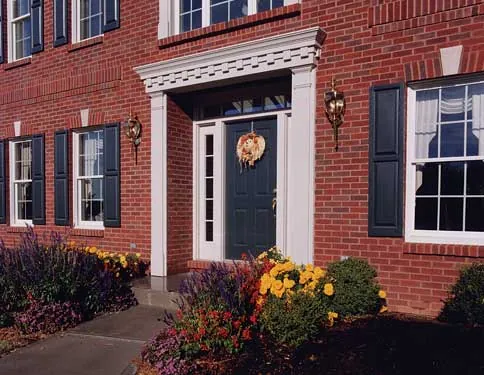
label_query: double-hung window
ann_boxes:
[74,130,104,228]
[73,0,103,42]
[10,140,33,225]
[10,0,31,60]
[406,79,484,244]
[176,0,285,33]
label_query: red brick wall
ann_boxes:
[166,97,193,274]
[0,0,483,316]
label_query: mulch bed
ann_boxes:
[0,328,44,357]
[139,313,484,375]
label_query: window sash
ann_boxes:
[75,0,104,42]
[10,140,33,225]
[9,0,31,61]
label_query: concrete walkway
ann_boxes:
[0,305,168,375]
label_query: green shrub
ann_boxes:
[438,263,484,326]
[327,257,381,317]
[260,291,329,348]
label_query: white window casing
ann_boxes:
[9,139,33,226]
[7,0,31,62]
[405,77,484,245]
[72,0,104,43]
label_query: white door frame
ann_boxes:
[193,111,290,261]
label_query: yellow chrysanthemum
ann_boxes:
[283,278,296,290]
[328,311,338,319]
[259,285,269,295]
[272,287,285,299]
[273,279,283,290]
[120,255,127,263]
[136,253,141,258]
[257,252,268,260]
[305,264,314,272]
[323,283,334,296]
[283,262,295,272]
[269,267,279,278]
[307,280,317,291]
[313,267,326,279]
[121,261,128,269]
[378,290,387,299]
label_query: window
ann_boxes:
[406,79,484,244]
[10,140,33,225]
[79,0,103,40]
[74,130,104,228]
[176,0,285,33]
[10,0,31,60]
[205,134,214,241]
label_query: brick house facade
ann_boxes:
[0,0,483,316]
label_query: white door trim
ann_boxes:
[193,111,290,261]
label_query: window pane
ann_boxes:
[465,198,484,232]
[80,18,89,40]
[15,142,32,180]
[206,221,213,241]
[205,135,213,156]
[415,90,439,159]
[79,131,104,177]
[439,198,463,231]
[206,199,213,220]
[211,3,228,24]
[264,96,285,111]
[467,161,484,195]
[415,163,438,196]
[230,0,248,19]
[205,157,213,177]
[91,14,102,37]
[91,0,101,14]
[415,198,437,230]
[203,105,221,119]
[243,98,263,113]
[441,86,466,122]
[193,0,202,9]
[223,101,242,116]
[441,162,464,195]
[258,0,271,12]
[206,178,213,198]
[181,13,191,32]
[192,10,202,29]
[440,122,464,157]
[181,0,191,13]
[80,0,89,19]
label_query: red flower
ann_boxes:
[200,344,208,351]
[180,329,187,337]
[167,328,177,336]
[198,327,206,336]
[176,309,183,319]
[249,314,257,324]
[241,252,248,261]
[193,333,201,341]
[223,311,232,320]
[242,328,251,341]
[231,335,239,348]
[232,320,241,330]
[218,328,229,338]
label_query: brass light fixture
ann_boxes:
[123,112,142,163]
[324,78,346,151]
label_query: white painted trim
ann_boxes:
[7,0,32,62]
[135,27,324,93]
[440,45,463,76]
[72,0,104,43]
[193,111,290,261]
[150,93,168,276]
[14,121,21,137]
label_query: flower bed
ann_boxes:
[141,248,387,374]
[0,228,149,353]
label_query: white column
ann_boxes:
[150,92,168,276]
[286,65,317,265]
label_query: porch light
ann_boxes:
[123,112,142,147]
[324,78,346,151]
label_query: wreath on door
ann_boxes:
[236,131,266,168]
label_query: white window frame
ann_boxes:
[405,77,484,246]
[7,0,32,62]
[9,139,33,227]
[73,129,105,230]
[165,0,298,37]
[72,0,104,43]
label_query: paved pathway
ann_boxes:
[0,305,167,375]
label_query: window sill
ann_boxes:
[70,228,105,238]
[404,232,484,258]
[68,36,104,52]
[159,3,301,49]
[3,57,32,71]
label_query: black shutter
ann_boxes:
[103,0,119,32]
[0,141,6,224]
[0,0,4,63]
[368,83,404,237]
[55,130,69,225]
[103,123,120,227]
[53,0,68,47]
[32,134,45,225]
[31,0,44,54]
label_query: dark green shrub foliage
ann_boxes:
[260,292,327,348]
[327,257,381,317]
[439,263,484,325]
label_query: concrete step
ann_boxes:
[132,274,189,310]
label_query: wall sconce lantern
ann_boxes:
[122,112,142,163]
[324,78,346,151]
